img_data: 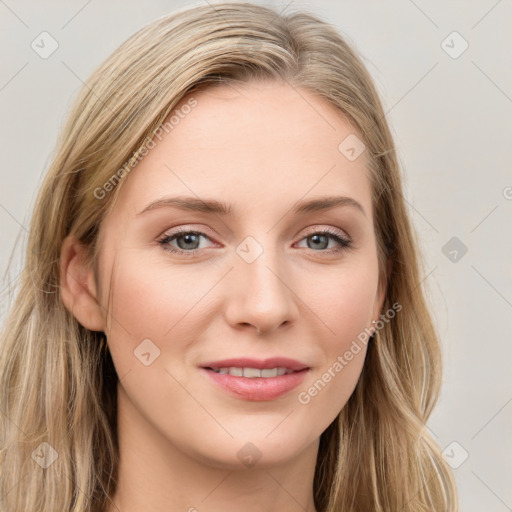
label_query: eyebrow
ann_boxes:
[137,195,366,218]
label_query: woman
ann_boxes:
[0,2,459,511]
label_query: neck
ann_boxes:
[106,384,319,512]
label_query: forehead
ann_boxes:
[108,80,372,221]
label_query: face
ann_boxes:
[91,80,385,469]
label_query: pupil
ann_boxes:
[179,233,199,249]
[310,234,328,250]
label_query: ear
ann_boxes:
[60,235,105,331]
[373,257,392,320]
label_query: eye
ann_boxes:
[157,226,352,258]
[295,228,352,253]
[157,227,215,256]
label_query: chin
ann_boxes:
[186,428,316,471]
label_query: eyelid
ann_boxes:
[157,224,219,242]
[300,225,350,241]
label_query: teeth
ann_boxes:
[229,367,243,377]
[243,367,261,378]
[211,366,292,378]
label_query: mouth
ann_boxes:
[199,357,310,401]
[207,366,295,377]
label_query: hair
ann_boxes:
[0,2,459,511]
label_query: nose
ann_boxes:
[224,249,299,336]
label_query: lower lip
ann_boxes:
[200,368,309,401]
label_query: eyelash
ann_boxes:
[157,226,352,258]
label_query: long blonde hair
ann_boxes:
[0,2,459,511]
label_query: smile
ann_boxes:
[200,357,310,401]
[208,366,294,377]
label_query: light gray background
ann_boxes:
[1,1,511,510]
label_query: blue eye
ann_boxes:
[158,229,212,256]
[297,229,352,252]
[157,227,352,257]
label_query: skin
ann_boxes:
[60,80,387,512]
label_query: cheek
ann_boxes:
[303,256,378,343]
[102,249,224,380]
[294,259,377,419]
[101,253,220,435]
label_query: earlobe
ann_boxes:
[60,235,105,331]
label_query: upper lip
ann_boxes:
[201,357,309,372]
